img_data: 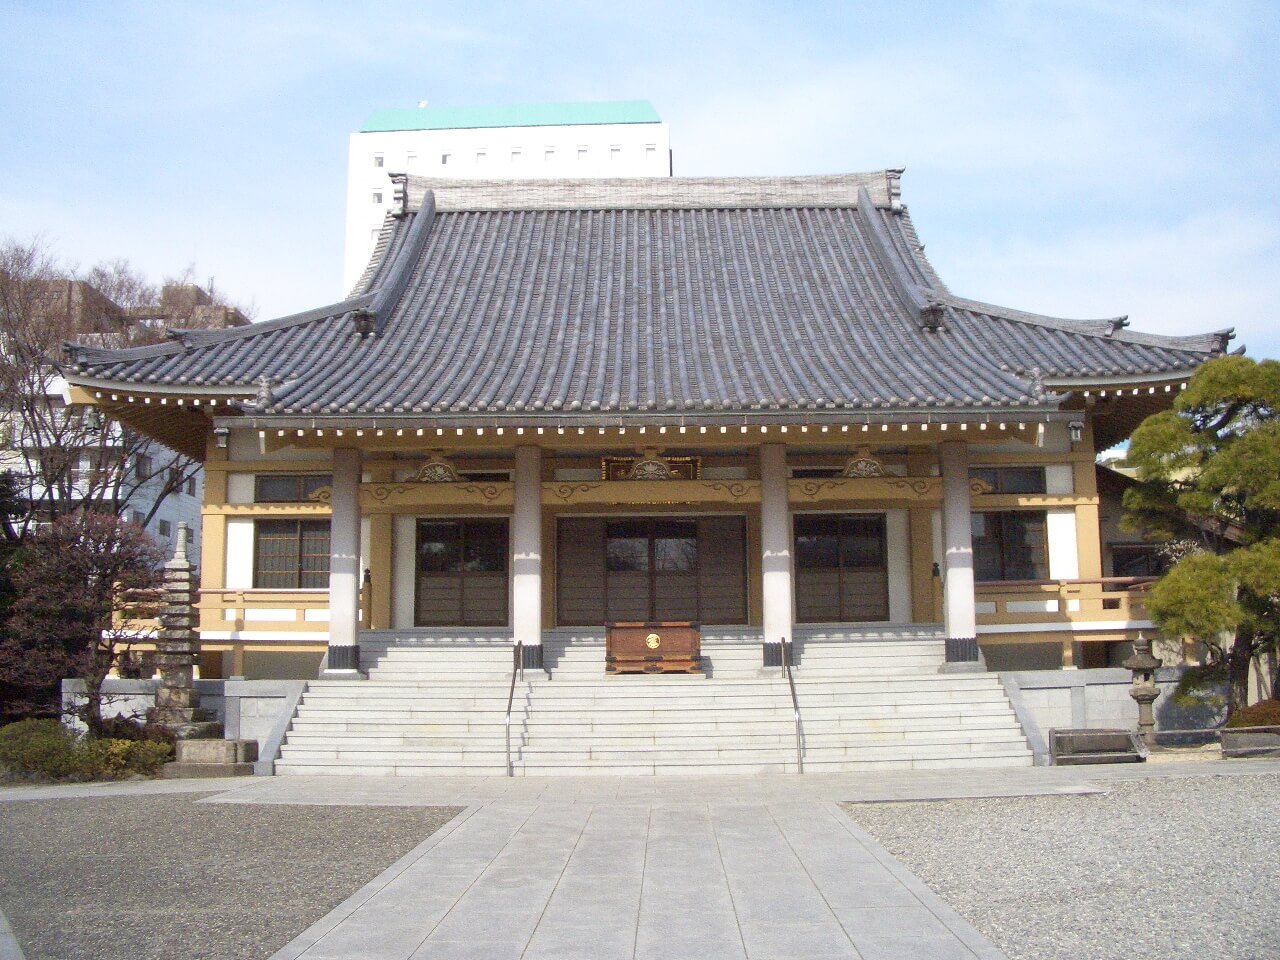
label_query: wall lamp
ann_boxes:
[1069,422,1084,443]
[213,426,230,449]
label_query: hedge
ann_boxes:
[0,718,172,780]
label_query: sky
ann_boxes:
[1,0,1277,358]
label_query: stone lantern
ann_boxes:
[1122,633,1161,749]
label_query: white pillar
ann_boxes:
[939,440,981,669]
[512,445,543,670]
[760,443,793,667]
[325,447,362,675]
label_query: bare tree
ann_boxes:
[0,238,243,541]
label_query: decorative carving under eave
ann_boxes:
[361,482,512,509]
[790,476,940,502]
[602,449,701,482]
[307,486,332,503]
[411,451,460,483]
[550,482,602,502]
[626,447,675,481]
[703,481,753,501]
[545,479,761,506]
[842,446,885,478]
[969,477,995,496]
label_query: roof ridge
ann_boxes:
[938,292,1231,354]
[65,293,377,373]
[404,171,905,213]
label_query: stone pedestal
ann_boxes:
[162,739,259,778]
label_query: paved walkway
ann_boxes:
[4,760,1277,960]
[268,797,1002,960]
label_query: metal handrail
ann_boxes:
[780,637,803,774]
[505,639,524,777]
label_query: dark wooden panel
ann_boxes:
[796,568,841,622]
[653,572,698,621]
[463,573,508,626]
[606,571,650,621]
[841,568,889,621]
[556,518,606,626]
[415,575,462,625]
[698,516,747,623]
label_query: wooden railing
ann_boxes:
[975,577,1155,626]
[197,588,332,634]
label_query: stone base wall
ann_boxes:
[1000,667,1227,764]
[61,677,306,774]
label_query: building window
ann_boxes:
[407,151,417,164]
[254,520,331,589]
[157,519,172,538]
[794,514,889,622]
[441,152,450,165]
[610,145,621,161]
[972,511,1048,581]
[185,476,197,496]
[544,147,555,162]
[1110,544,1167,578]
[373,154,384,167]
[645,144,656,160]
[134,454,152,480]
[372,191,382,204]
[475,150,487,163]
[510,149,522,162]
[576,146,588,161]
[970,467,1046,494]
[415,519,508,626]
[254,474,331,503]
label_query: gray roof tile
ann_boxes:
[67,173,1229,421]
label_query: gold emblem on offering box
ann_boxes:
[645,633,662,649]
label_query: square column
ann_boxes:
[939,440,982,670]
[512,445,544,671]
[760,443,793,667]
[325,447,363,676]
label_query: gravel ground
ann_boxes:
[0,794,461,960]
[846,773,1280,960]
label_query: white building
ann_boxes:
[343,100,672,291]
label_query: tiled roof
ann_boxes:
[67,173,1230,423]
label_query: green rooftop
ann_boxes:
[360,100,662,133]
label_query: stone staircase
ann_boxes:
[274,629,1033,776]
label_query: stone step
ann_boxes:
[282,732,1029,757]
[309,673,1006,692]
[276,751,1031,777]
[290,710,1018,734]
[278,738,1027,764]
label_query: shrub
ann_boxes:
[93,714,177,748]
[0,718,77,778]
[1226,699,1280,728]
[0,718,173,780]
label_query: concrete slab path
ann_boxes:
[268,797,1004,960]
